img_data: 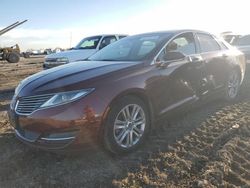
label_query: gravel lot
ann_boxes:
[0,58,249,187]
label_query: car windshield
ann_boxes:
[88,33,171,61]
[74,36,101,50]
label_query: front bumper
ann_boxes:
[14,128,77,150]
[8,93,107,151]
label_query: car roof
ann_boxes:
[139,29,211,36]
[85,31,213,39]
[86,34,128,38]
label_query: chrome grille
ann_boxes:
[15,94,54,115]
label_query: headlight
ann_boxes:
[45,57,69,65]
[40,89,94,108]
[56,57,69,63]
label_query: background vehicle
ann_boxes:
[26,48,53,56]
[43,34,127,69]
[232,35,250,64]
[9,30,245,154]
[221,31,241,44]
[0,20,28,63]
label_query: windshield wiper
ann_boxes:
[76,58,90,61]
[99,59,118,61]
[77,47,95,50]
[77,47,87,49]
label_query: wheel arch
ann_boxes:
[100,88,155,133]
[232,64,244,84]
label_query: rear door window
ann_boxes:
[197,33,221,53]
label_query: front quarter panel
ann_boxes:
[93,64,162,120]
[226,48,246,84]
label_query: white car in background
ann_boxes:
[43,34,127,69]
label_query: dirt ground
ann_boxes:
[0,58,249,188]
[0,56,44,92]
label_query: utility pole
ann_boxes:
[69,32,72,48]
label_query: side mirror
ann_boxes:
[163,51,185,61]
[155,51,185,67]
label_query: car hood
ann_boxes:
[45,49,97,62]
[16,61,139,96]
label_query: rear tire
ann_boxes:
[103,96,150,154]
[224,69,241,101]
[7,52,20,63]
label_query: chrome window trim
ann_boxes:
[160,95,198,114]
[166,59,188,68]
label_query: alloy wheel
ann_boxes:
[228,71,240,99]
[113,104,146,148]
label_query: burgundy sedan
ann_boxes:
[8,30,245,154]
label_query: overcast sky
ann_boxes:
[0,0,249,51]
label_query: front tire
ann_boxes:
[103,96,150,154]
[224,69,241,101]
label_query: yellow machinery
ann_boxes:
[0,20,28,63]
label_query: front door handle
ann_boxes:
[188,55,203,63]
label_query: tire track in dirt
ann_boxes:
[112,66,250,188]
[0,91,235,188]
[0,64,250,187]
[113,100,250,187]
[1,84,249,187]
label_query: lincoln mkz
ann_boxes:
[8,30,246,154]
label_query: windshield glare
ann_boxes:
[89,34,170,61]
[75,36,101,49]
